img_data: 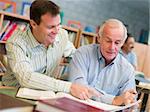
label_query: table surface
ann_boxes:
[0,87,36,105]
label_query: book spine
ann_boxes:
[2,23,18,41]
[0,21,11,40]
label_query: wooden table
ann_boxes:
[0,87,36,105]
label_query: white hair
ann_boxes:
[98,19,127,42]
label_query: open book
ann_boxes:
[16,88,141,112]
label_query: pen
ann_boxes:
[95,87,105,95]
[91,89,104,101]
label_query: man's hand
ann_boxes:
[112,89,137,106]
[70,83,101,100]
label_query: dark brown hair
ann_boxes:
[124,33,133,43]
[30,0,60,25]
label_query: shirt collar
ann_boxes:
[119,49,124,55]
[27,27,41,49]
[97,45,119,66]
[97,45,103,60]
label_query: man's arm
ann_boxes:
[6,42,100,100]
[6,41,71,92]
[112,67,137,105]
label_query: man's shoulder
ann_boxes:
[129,51,137,57]
[56,28,68,41]
[6,29,29,48]
[59,28,68,35]
[7,29,27,43]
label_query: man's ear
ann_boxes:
[97,35,101,44]
[30,20,37,29]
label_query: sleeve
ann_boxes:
[68,48,89,85]
[62,29,76,57]
[119,66,136,94]
[6,42,72,92]
[92,88,115,105]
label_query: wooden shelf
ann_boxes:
[0,11,29,21]
[0,86,16,89]
[62,26,79,32]
[82,31,97,37]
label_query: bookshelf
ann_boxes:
[77,30,97,48]
[62,25,80,48]
[0,11,30,78]
[0,11,29,32]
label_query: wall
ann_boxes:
[133,42,150,78]
[11,0,149,41]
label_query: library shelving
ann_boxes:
[0,11,29,32]
[62,25,80,48]
[77,30,97,48]
[0,11,29,77]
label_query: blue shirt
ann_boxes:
[69,44,136,104]
[120,50,137,68]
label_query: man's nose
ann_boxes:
[109,43,115,49]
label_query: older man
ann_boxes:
[69,19,137,105]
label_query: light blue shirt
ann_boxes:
[69,44,136,104]
[120,50,137,68]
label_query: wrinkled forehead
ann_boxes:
[103,24,125,39]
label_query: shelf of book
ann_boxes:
[0,11,29,32]
[0,11,29,43]
[0,11,29,25]
[62,25,80,48]
[77,30,97,48]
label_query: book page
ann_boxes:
[16,88,56,100]
[55,92,141,111]
[55,92,119,111]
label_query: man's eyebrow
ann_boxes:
[46,23,61,28]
